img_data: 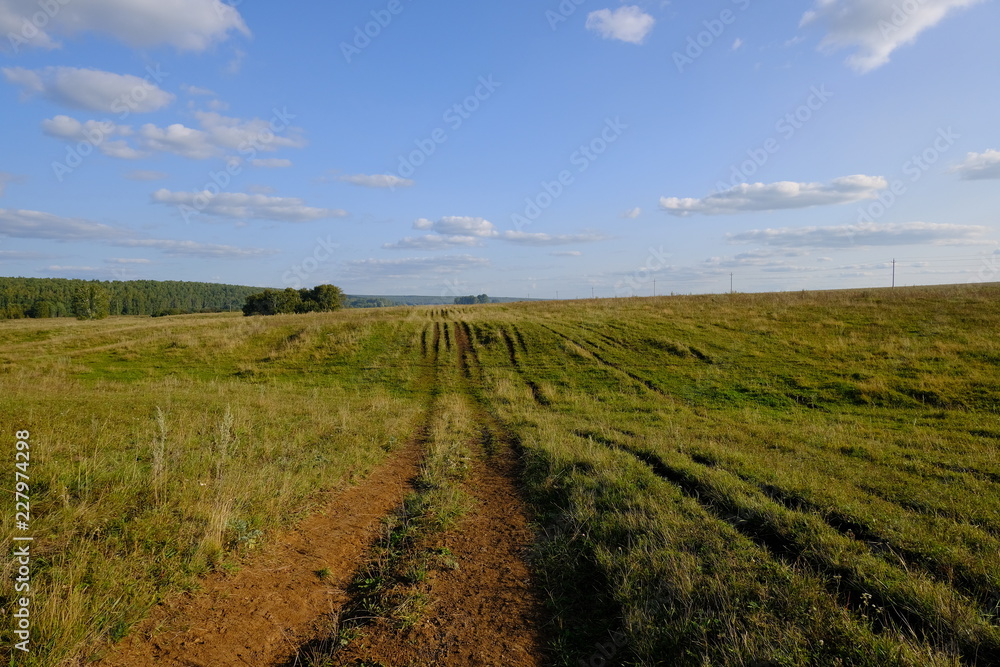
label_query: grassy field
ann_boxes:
[3,284,999,665]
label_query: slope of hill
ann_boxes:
[4,283,999,665]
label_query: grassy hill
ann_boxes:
[2,283,998,665]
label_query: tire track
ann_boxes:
[97,438,428,667]
[510,324,529,354]
[328,319,550,666]
[499,326,519,367]
[539,323,666,396]
[96,328,438,667]
[499,326,550,407]
[580,431,1000,664]
[742,473,1000,618]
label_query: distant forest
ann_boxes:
[0,277,264,320]
[0,278,512,321]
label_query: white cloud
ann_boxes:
[188,110,306,154]
[106,257,152,264]
[0,0,250,53]
[732,38,744,50]
[344,255,491,279]
[2,66,174,113]
[551,251,583,257]
[41,115,126,140]
[397,217,607,250]
[124,170,168,181]
[661,175,888,216]
[340,173,415,189]
[0,208,125,240]
[622,207,642,219]
[383,235,484,250]
[226,47,247,74]
[251,158,293,168]
[42,110,307,161]
[0,172,23,196]
[703,248,814,270]
[137,123,214,159]
[0,2,59,50]
[801,0,984,73]
[500,231,609,246]
[586,6,656,44]
[117,238,275,258]
[415,216,499,238]
[40,115,147,158]
[951,150,1000,180]
[101,141,147,160]
[0,250,51,261]
[0,207,273,258]
[728,222,988,248]
[181,84,216,96]
[45,265,103,273]
[151,190,348,222]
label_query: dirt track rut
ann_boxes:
[94,438,425,667]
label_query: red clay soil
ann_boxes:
[93,439,424,667]
[331,441,550,667]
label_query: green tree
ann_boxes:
[28,300,54,318]
[243,290,280,316]
[275,288,303,314]
[454,294,490,305]
[72,284,111,320]
[242,284,346,317]
[302,284,345,312]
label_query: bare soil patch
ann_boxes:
[330,441,549,667]
[93,439,424,667]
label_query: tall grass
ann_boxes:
[4,285,999,665]
[464,284,1000,664]
[0,310,427,665]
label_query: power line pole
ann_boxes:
[730,273,734,293]
[892,259,896,289]
[653,280,656,298]
[591,286,595,299]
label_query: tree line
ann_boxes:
[0,278,263,320]
[241,285,345,316]
[454,294,491,305]
[0,277,424,321]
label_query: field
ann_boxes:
[2,284,999,666]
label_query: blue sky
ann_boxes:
[1,0,998,298]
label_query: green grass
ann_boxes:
[3,285,999,665]
[461,284,999,665]
[0,309,428,665]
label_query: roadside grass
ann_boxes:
[464,284,1000,664]
[0,310,426,666]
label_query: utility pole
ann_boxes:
[591,286,595,299]
[653,280,656,298]
[892,259,896,289]
[730,273,734,294]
